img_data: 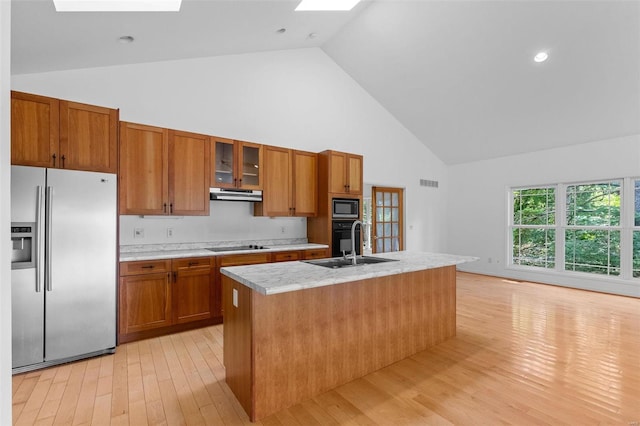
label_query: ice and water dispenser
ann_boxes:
[11,223,36,269]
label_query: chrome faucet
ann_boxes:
[349,220,363,265]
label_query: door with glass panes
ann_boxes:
[372,187,404,253]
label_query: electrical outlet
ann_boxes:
[281,226,285,234]
[167,227,173,238]
[488,257,493,263]
[134,228,144,239]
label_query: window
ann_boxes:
[510,179,637,280]
[565,182,621,276]
[512,187,556,268]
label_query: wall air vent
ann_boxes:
[420,179,439,188]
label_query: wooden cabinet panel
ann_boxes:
[328,151,347,194]
[11,91,59,168]
[272,251,301,262]
[347,154,363,195]
[169,130,210,216]
[303,248,329,260]
[59,101,118,173]
[11,91,118,172]
[119,122,169,215]
[120,123,209,216]
[119,259,171,276]
[260,146,292,217]
[292,150,317,216]
[172,257,214,324]
[218,253,271,267]
[257,147,317,217]
[119,272,172,335]
[325,150,363,195]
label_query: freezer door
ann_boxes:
[11,166,45,369]
[44,169,117,361]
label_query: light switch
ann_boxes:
[232,288,238,307]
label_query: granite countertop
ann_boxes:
[120,242,329,262]
[221,251,478,295]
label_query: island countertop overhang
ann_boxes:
[220,251,478,295]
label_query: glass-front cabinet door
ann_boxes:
[212,137,236,188]
[238,141,263,190]
[211,137,262,190]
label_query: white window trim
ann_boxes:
[508,178,639,282]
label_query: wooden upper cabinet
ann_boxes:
[168,130,210,216]
[259,146,292,217]
[59,101,118,173]
[256,147,317,217]
[11,91,118,172]
[120,122,210,216]
[325,150,363,195]
[292,150,318,216]
[119,122,169,215]
[211,137,263,190]
[11,91,59,168]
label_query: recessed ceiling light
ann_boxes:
[118,35,134,44]
[53,0,182,12]
[295,0,360,11]
[534,51,549,63]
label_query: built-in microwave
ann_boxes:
[332,198,359,219]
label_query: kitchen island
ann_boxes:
[220,251,477,421]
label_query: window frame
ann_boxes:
[508,178,638,281]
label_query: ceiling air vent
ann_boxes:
[420,179,439,188]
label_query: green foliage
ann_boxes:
[513,182,630,276]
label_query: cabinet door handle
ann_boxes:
[52,153,57,167]
[61,155,66,168]
[141,265,155,269]
[170,203,173,214]
[173,272,177,282]
[188,261,199,267]
[163,203,167,213]
[238,178,242,186]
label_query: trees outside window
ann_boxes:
[512,187,555,268]
[565,182,620,276]
[510,179,637,280]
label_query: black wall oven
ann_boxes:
[332,220,361,257]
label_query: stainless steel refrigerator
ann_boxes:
[11,165,117,373]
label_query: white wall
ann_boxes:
[0,0,11,423]
[12,48,447,251]
[447,135,640,297]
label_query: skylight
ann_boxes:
[53,0,182,12]
[295,0,360,11]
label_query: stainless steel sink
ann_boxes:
[303,256,398,269]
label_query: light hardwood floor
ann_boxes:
[12,272,640,425]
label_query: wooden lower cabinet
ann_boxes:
[118,248,329,343]
[118,258,219,343]
[119,271,172,335]
[172,257,215,324]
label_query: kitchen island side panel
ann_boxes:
[222,275,254,417]
[227,265,456,421]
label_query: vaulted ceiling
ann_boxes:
[11,0,640,164]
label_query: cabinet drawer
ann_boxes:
[218,253,271,267]
[303,249,329,260]
[272,251,301,262]
[120,259,171,276]
[172,257,212,269]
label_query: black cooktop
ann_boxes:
[206,245,267,252]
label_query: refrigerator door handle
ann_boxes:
[45,186,53,292]
[36,185,44,293]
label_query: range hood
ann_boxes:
[210,187,263,202]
